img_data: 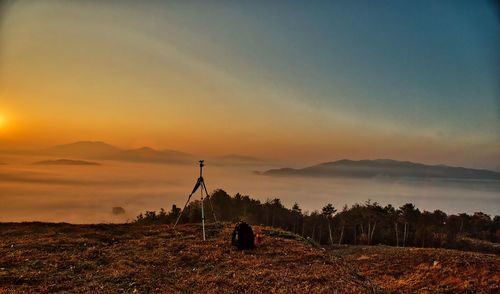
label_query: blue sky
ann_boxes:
[157,0,499,136]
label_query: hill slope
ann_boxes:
[334,246,500,293]
[1,223,498,293]
[263,159,500,180]
[0,223,378,293]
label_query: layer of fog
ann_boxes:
[0,155,499,223]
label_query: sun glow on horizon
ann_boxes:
[0,114,6,129]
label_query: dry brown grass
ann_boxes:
[0,223,379,293]
[2,222,498,293]
[333,245,500,293]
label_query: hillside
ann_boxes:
[333,246,500,293]
[1,223,499,293]
[263,159,500,180]
[0,223,379,293]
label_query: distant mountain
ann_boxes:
[40,142,192,165]
[43,141,122,158]
[34,159,101,166]
[262,159,500,180]
[106,147,192,164]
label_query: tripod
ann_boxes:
[173,160,217,240]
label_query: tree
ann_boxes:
[400,203,420,247]
[134,189,500,249]
[337,205,348,245]
[291,203,302,234]
[471,212,492,240]
[492,216,500,243]
[364,200,383,245]
[322,203,337,245]
[270,198,285,227]
[385,204,400,247]
[170,205,181,221]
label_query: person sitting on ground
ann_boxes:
[231,221,255,250]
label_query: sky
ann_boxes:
[0,0,499,169]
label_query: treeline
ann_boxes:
[135,189,500,250]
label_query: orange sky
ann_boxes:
[0,1,498,169]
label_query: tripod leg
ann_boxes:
[200,179,206,241]
[202,181,217,222]
[173,193,193,228]
[201,194,206,241]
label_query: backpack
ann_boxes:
[231,221,255,249]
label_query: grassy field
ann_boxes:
[0,222,498,293]
[0,222,379,293]
[333,245,500,293]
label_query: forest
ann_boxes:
[135,189,500,252]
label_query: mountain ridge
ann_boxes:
[36,141,269,166]
[42,141,122,158]
[106,146,192,164]
[263,159,500,180]
[34,159,101,166]
[39,141,192,165]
